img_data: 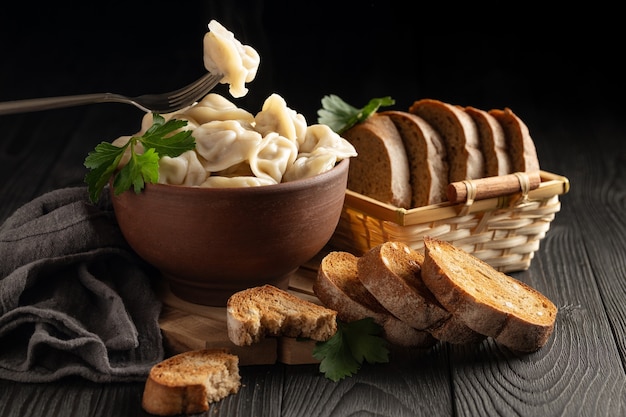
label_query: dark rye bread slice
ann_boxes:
[488,107,540,173]
[357,241,484,344]
[409,99,485,182]
[341,114,412,208]
[463,106,512,177]
[381,110,449,207]
[421,236,557,352]
[313,251,436,348]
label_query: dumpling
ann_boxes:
[158,150,207,186]
[183,93,255,125]
[193,120,262,172]
[299,124,357,158]
[203,20,260,98]
[216,161,255,178]
[254,94,307,145]
[249,132,298,183]
[201,175,276,188]
[283,150,339,182]
[138,111,200,135]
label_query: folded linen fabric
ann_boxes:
[0,186,164,383]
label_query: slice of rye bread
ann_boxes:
[421,236,557,352]
[357,241,484,344]
[488,107,540,173]
[381,110,449,207]
[463,106,513,177]
[408,99,485,182]
[141,349,241,416]
[226,284,337,346]
[341,113,412,208]
[313,250,436,348]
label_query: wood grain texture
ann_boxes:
[1,27,625,416]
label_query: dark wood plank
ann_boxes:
[282,345,453,417]
[444,117,626,416]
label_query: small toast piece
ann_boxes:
[226,284,337,346]
[314,250,436,348]
[488,107,540,173]
[141,349,241,416]
[463,106,512,177]
[357,241,483,344]
[409,99,485,181]
[421,236,557,352]
[381,110,449,206]
[341,113,412,208]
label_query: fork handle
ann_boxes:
[0,93,131,115]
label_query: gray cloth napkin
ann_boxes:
[0,186,164,383]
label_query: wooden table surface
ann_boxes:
[1,3,625,416]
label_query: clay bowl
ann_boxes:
[110,158,349,306]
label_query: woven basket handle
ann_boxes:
[447,171,541,204]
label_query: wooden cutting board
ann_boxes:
[157,251,328,366]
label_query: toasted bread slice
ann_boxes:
[488,107,540,173]
[141,349,241,416]
[409,99,485,181]
[341,113,412,208]
[463,106,512,177]
[421,236,557,352]
[381,110,449,207]
[314,250,436,348]
[226,284,337,346]
[356,241,483,344]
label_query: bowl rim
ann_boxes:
[113,157,350,196]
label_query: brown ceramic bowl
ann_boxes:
[110,158,349,306]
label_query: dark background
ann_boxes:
[0,1,623,138]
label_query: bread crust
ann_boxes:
[488,107,540,173]
[464,106,512,177]
[409,99,485,181]
[421,236,557,352]
[314,251,435,347]
[357,241,450,330]
[141,349,241,416]
[226,284,337,346]
[341,114,412,208]
[381,110,449,207]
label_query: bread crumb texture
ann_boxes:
[422,236,557,352]
[142,349,241,416]
[227,284,337,346]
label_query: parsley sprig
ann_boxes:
[317,94,395,134]
[313,317,389,382]
[84,113,196,203]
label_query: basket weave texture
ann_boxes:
[330,171,570,272]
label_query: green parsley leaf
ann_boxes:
[140,114,195,157]
[113,147,160,195]
[317,94,395,134]
[312,317,389,382]
[83,113,196,203]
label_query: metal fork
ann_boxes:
[0,71,223,115]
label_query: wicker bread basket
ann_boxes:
[330,170,570,272]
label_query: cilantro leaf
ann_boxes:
[317,95,395,134]
[312,317,389,382]
[83,113,196,203]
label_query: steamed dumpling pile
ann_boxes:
[113,93,357,188]
[112,19,356,188]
